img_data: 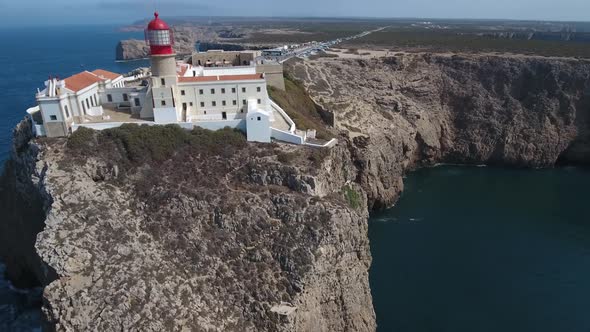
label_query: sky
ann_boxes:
[0,0,588,26]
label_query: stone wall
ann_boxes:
[257,63,286,90]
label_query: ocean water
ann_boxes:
[0,25,148,330]
[370,166,590,332]
[0,25,148,163]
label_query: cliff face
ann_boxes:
[1,125,374,331]
[288,53,590,208]
[2,53,590,331]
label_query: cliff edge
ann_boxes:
[288,53,590,208]
[0,125,374,331]
[1,52,590,331]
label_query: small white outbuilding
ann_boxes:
[246,99,271,143]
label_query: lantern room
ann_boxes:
[145,12,174,56]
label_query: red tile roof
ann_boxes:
[178,73,263,83]
[91,69,122,81]
[63,69,122,92]
[64,72,104,92]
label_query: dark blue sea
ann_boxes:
[370,166,590,332]
[0,25,148,331]
[0,25,148,163]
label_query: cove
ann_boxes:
[369,166,590,332]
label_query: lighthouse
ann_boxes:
[145,12,180,122]
[146,12,176,77]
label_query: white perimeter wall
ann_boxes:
[154,107,179,123]
[270,128,304,145]
[72,119,246,133]
[202,67,256,77]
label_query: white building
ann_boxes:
[26,12,335,147]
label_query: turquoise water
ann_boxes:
[369,166,590,332]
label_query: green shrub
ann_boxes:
[67,124,247,168]
[99,124,190,163]
[67,127,96,151]
[343,185,361,209]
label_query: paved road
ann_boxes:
[256,27,388,64]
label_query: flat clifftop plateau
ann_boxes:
[287,52,590,208]
[0,125,374,331]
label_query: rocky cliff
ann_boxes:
[0,125,374,331]
[287,53,590,208]
[1,52,590,331]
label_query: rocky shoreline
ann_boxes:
[1,52,590,331]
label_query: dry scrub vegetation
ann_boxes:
[268,74,334,140]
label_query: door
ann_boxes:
[222,112,227,120]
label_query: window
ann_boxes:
[242,99,246,105]
[181,90,186,95]
[257,116,261,121]
[257,87,261,92]
[257,99,261,104]
[232,100,237,105]
[222,100,226,106]
[210,88,215,94]
[182,103,187,111]
[222,112,227,120]
[161,78,165,86]
[50,115,57,121]
[242,87,246,93]
[204,111,207,114]
[221,88,226,94]
[193,71,196,77]
[107,94,112,102]
[64,105,70,118]
[123,94,128,102]
[93,95,98,106]
[199,89,204,95]
[161,100,166,106]
[190,102,193,106]
[200,102,205,107]
[147,29,171,45]
[86,99,90,108]
[232,87,236,93]
[240,109,244,113]
[212,101,216,107]
[134,98,141,107]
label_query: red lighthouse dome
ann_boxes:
[145,12,174,55]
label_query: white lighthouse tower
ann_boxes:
[144,12,180,123]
